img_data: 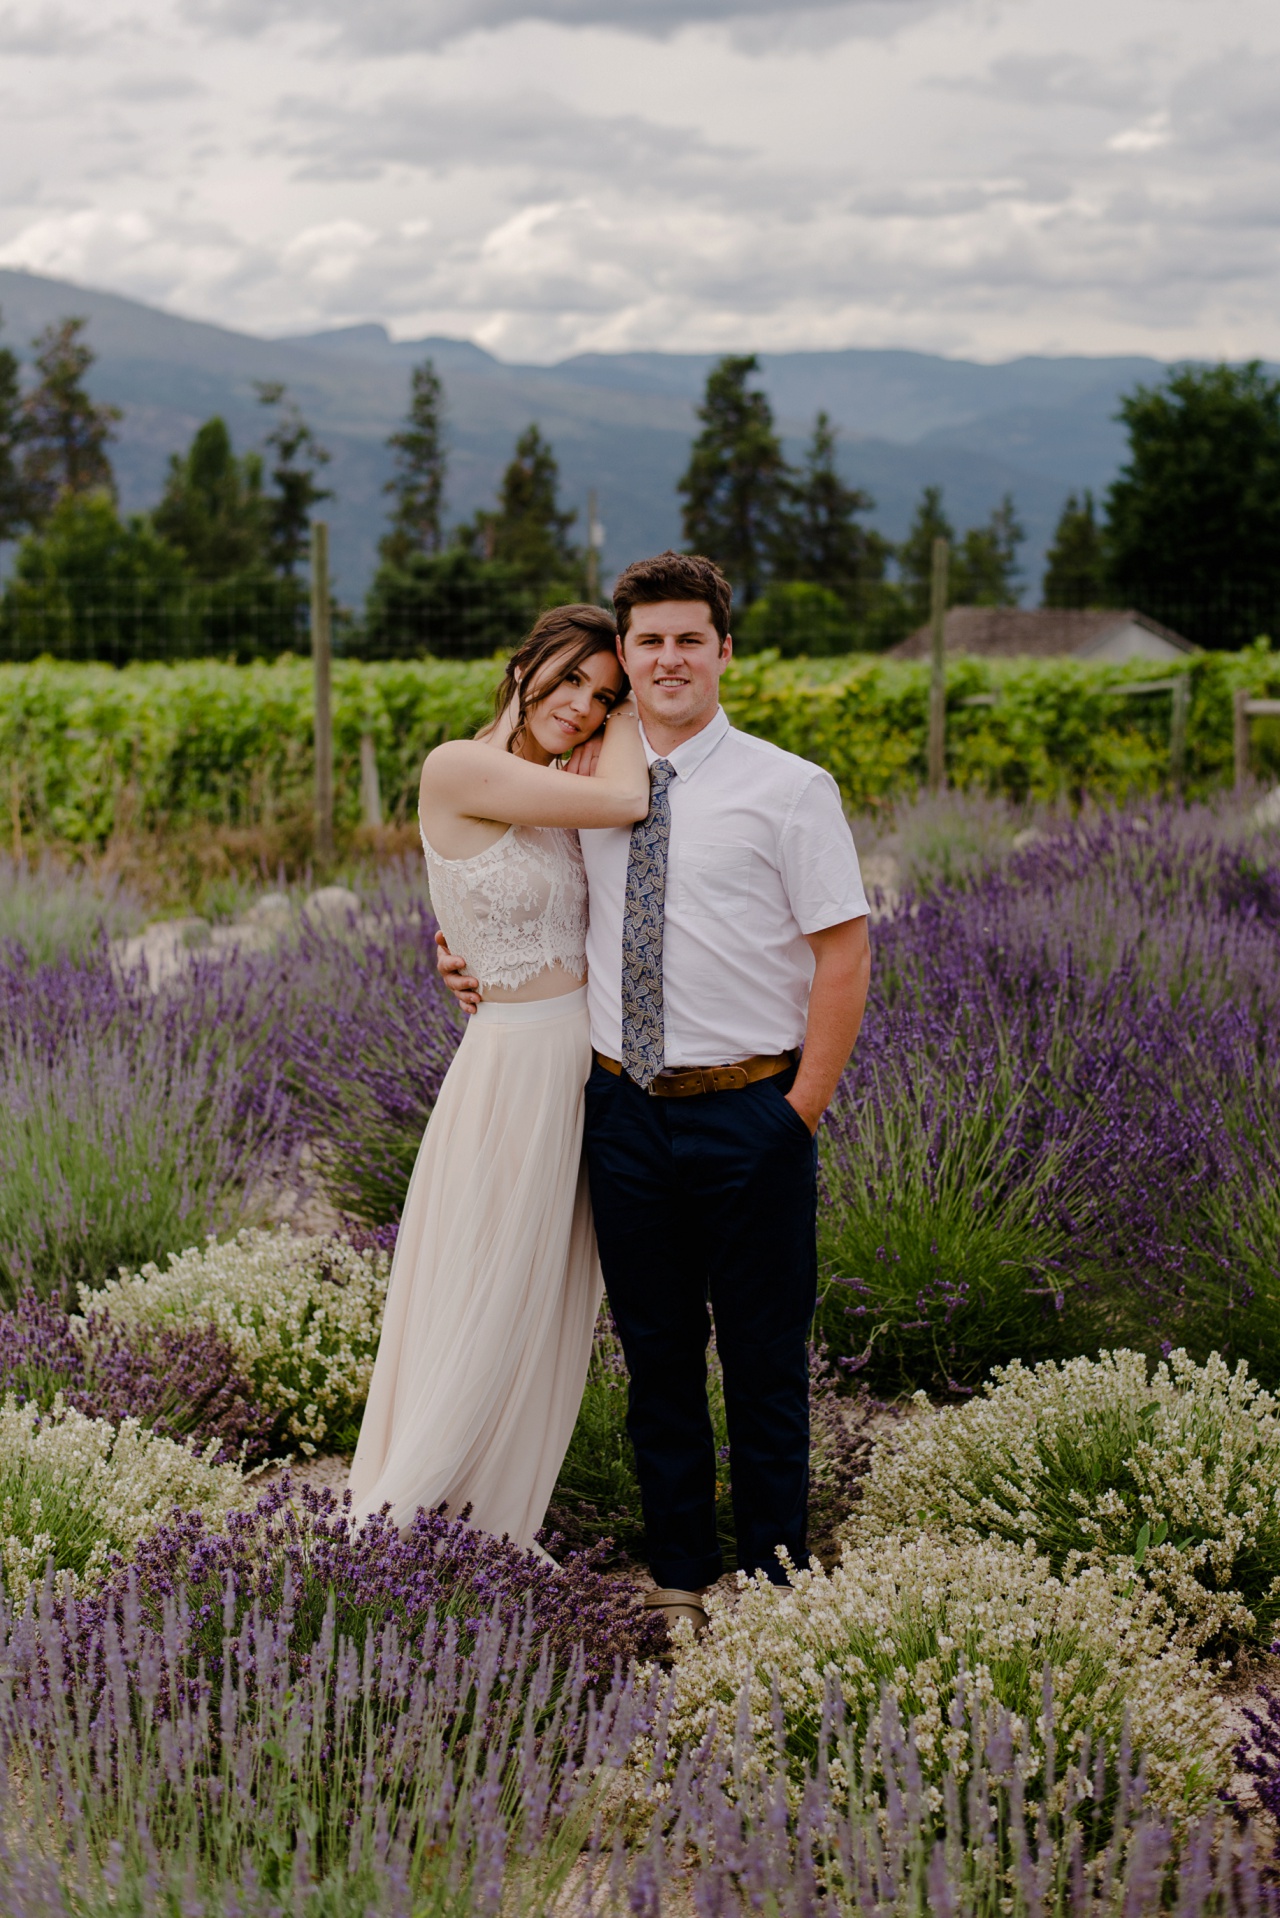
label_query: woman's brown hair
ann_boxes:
[488,604,625,757]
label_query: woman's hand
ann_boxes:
[565,699,638,778]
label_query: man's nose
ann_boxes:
[656,641,683,670]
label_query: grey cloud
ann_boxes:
[108,72,208,102]
[269,90,744,187]
[939,48,1161,114]
[0,5,102,53]
[180,0,928,54]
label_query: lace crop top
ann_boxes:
[420,820,589,992]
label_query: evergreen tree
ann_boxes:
[254,381,332,578]
[463,424,580,598]
[678,354,787,605]
[951,493,1025,607]
[381,359,446,566]
[1042,491,1106,608]
[152,417,269,576]
[1106,361,1280,647]
[772,411,887,611]
[20,318,120,523]
[896,485,955,625]
[0,309,27,542]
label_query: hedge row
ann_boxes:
[2,646,1278,844]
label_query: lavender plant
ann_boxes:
[0,1290,272,1464]
[0,1569,1265,1916]
[850,1348,1280,1652]
[0,853,145,965]
[0,944,296,1303]
[83,1227,390,1454]
[83,1478,665,1699]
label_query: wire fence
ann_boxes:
[1,575,1278,665]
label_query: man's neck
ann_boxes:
[638,705,721,759]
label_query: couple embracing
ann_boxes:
[348,550,871,1634]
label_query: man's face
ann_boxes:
[618,599,731,741]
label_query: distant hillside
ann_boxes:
[0,267,1214,603]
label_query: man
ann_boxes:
[440,551,869,1632]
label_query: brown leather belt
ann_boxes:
[593,1049,796,1097]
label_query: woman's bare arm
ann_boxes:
[420,704,648,832]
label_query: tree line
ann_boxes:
[2,307,1279,660]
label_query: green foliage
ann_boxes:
[1107,360,1280,649]
[679,353,788,604]
[895,484,953,624]
[771,411,887,613]
[358,547,536,659]
[254,381,332,578]
[3,647,1278,847]
[460,424,581,600]
[951,492,1025,606]
[380,358,446,566]
[1042,489,1107,608]
[851,1348,1280,1652]
[152,417,270,575]
[736,580,860,656]
[19,317,120,524]
[0,306,25,542]
[0,492,192,665]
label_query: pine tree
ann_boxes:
[464,424,579,597]
[952,493,1025,607]
[678,354,787,605]
[20,318,120,523]
[896,486,955,625]
[0,309,27,542]
[152,417,268,576]
[772,411,885,611]
[254,381,332,578]
[1042,492,1106,608]
[381,359,446,567]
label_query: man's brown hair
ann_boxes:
[612,551,733,644]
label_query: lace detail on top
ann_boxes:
[421,820,589,992]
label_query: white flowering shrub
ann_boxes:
[845,1348,1280,1651]
[80,1228,391,1454]
[0,1394,245,1591]
[638,1536,1227,1835]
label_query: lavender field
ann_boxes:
[1,795,1279,1912]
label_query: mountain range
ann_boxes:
[0,267,1217,604]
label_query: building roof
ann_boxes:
[888,607,1196,661]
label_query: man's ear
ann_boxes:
[720,631,733,663]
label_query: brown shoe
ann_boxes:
[642,1587,709,1636]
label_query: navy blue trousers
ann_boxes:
[583,1060,818,1590]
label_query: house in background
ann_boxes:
[889,608,1197,665]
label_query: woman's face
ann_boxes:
[523,647,625,760]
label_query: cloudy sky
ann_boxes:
[0,0,1277,363]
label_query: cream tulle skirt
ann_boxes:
[348,987,602,1551]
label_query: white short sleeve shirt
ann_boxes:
[580,707,869,1066]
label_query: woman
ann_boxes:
[348,604,647,1552]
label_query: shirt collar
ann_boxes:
[640,705,730,779]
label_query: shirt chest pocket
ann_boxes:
[675,840,755,918]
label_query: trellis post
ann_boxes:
[311,521,334,863]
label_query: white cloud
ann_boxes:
[0,0,1277,361]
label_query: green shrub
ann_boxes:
[356,548,535,658]
[4,646,1279,847]
[736,580,860,656]
[81,1228,391,1455]
[633,1533,1228,1834]
[847,1348,1280,1651]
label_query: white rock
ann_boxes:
[112,918,212,989]
[1012,828,1048,851]
[302,885,362,930]
[1252,786,1280,830]
[245,891,294,926]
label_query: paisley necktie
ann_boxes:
[621,758,676,1089]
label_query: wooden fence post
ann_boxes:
[359,733,383,829]
[1169,674,1190,793]
[585,488,601,604]
[927,537,948,793]
[1234,687,1250,795]
[311,521,334,863]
